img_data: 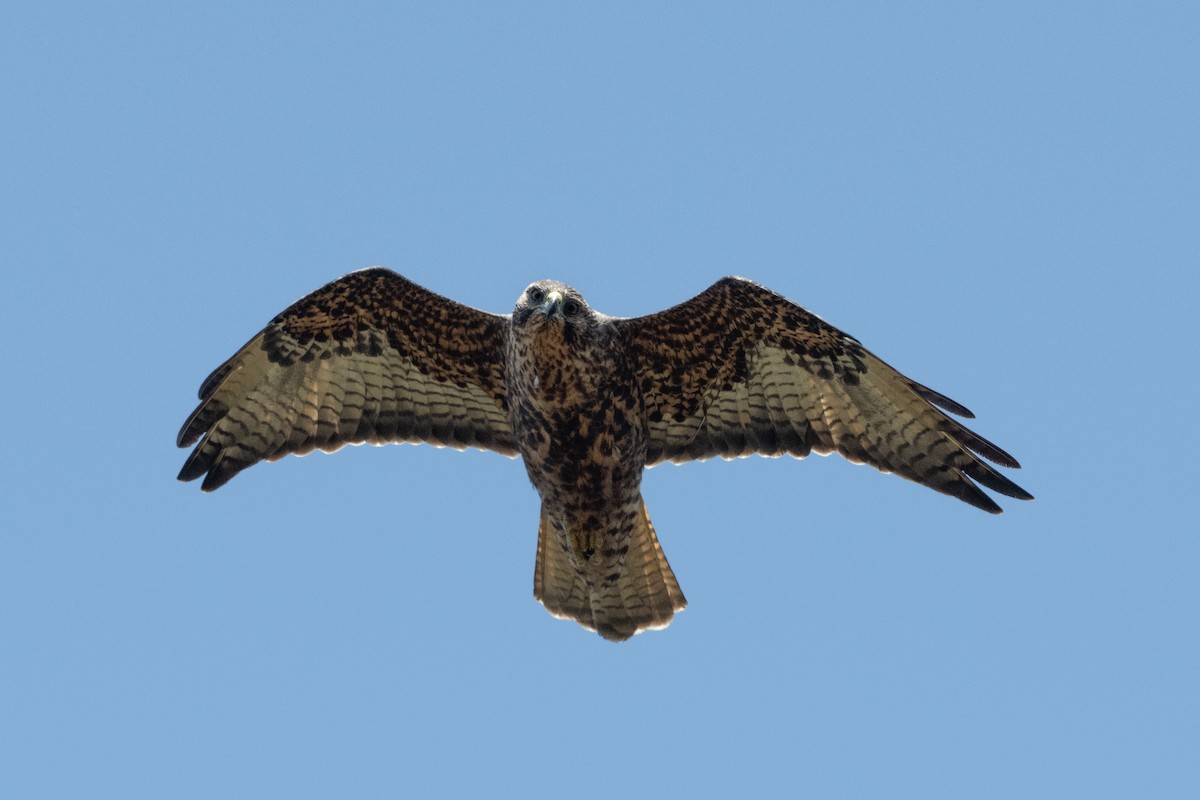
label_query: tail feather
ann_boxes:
[533,504,592,627]
[533,498,686,641]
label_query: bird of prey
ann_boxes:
[177,268,1031,641]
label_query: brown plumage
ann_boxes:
[177,268,1032,640]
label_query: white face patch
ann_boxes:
[533,374,540,389]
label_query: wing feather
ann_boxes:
[617,277,1032,513]
[177,268,517,491]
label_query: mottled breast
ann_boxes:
[505,314,646,508]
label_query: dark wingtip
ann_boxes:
[963,487,1005,514]
[177,396,226,449]
[176,420,199,449]
[1010,486,1035,502]
[177,442,241,492]
[177,453,206,483]
[912,381,975,418]
[199,470,232,493]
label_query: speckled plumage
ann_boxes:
[178,268,1031,640]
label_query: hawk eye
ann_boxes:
[527,286,545,304]
[563,299,582,317]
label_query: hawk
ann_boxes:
[177,268,1031,640]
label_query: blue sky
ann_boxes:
[2,2,1196,797]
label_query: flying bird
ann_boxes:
[177,269,1032,640]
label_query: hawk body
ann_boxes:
[178,268,1031,640]
[506,282,682,639]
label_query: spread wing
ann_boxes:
[177,268,517,491]
[616,277,1032,513]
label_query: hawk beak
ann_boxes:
[544,290,564,318]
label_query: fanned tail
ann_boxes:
[533,498,686,641]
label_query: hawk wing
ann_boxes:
[616,277,1032,513]
[177,268,517,491]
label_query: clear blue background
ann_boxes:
[3,3,1196,797]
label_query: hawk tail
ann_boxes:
[533,498,687,642]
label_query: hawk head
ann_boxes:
[512,280,599,344]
